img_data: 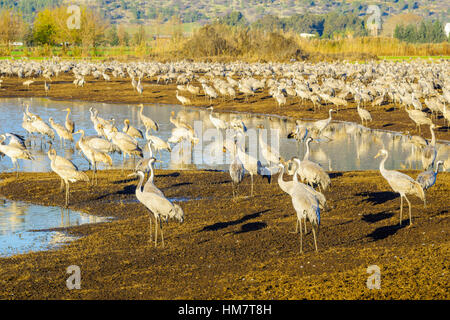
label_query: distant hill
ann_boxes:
[1,0,449,29]
[60,0,449,25]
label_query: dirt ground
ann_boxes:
[0,75,448,142]
[0,169,448,299]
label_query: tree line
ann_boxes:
[394,20,448,43]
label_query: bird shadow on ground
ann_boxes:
[169,182,193,188]
[356,191,398,205]
[367,222,407,241]
[362,211,395,223]
[199,209,270,232]
[94,185,136,201]
[382,123,394,128]
[234,222,267,234]
[329,172,343,179]
[156,172,180,178]
[112,177,137,184]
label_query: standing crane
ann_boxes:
[421,124,437,170]
[0,134,34,178]
[312,109,335,135]
[138,104,159,132]
[130,170,184,247]
[64,108,75,134]
[416,160,444,192]
[228,138,245,198]
[375,149,426,226]
[48,148,89,207]
[49,117,73,146]
[291,157,321,253]
[123,119,144,140]
[207,107,227,134]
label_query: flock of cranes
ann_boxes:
[0,58,449,252]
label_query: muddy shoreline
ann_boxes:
[0,75,449,142]
[0,169,448,299]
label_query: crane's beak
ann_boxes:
[127,173,137,178]
[374,151,381,159]
[222,146,227,153]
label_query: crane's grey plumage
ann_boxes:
[416,160,444,191]
[296,138,331,192]
[48,148,89,207]
[0,134,34,177]
[229,138,245,198]
[131,170,184,247]
[278,160,327,235]
[421,124,437,170]
[290,158,321,253]
[375,149,426,226]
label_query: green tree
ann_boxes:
[106,24,119,46]
[33,9,57,45]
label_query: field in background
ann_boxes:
[1,36,449,62]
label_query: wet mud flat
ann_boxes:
[0,75,449,142]
[0,169,448,299]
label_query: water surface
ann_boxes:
[0,198,110,257]
[0,97,448,173]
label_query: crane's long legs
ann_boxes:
[399,195,403,225]
[154,216,158,247]
[65,182,70,208]
[404,196,412,227]
[160,219,164,248]
[299,218,303,254]
[250,174,254,197]
[312,224,318,252]
[148,213,152,243]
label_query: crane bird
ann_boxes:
[288,124,308,143]
[357,104,372,127]
[228,138,245,198]
[257,125,281,166]
[30,115,55,141]
[278,160,326,235]
[405,107,432,134]
[48,148,89,207]
[312,109,335,135]
[416,160,444,192]
[75,129,113,185]
[64,108,75,133]
[49,117,73,146]
[207,107,227,133]
[296,138,331,192]
[375,149,426,226]
[291,158,321,253]
[123,119,144,140]
[176,90,191,106]
[47,147,78,191]
[44,81,50,95]
[421,124,437,170]
[130,170,184,247]
[145,128,171,158]
[23,80,34,89]
[0,134,34,178]
[135,156,162,180]
[232,134,271,196]
[138,104,159,132]
[3,133,27,151]
[109,130,143,170]
[136,78,143,95]
[170,111,194,134]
